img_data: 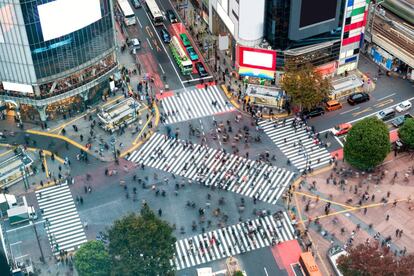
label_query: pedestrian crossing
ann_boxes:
[172,211,296,270]
[161,85,235,124]
[259,118,332,171]
[127,133,295,204]
[35,183,87,255]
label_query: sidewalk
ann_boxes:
[290,152,414,274]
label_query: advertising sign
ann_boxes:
[237,46,277,79]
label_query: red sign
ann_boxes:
[237,45,277,71]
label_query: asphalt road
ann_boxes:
[309,55,414,132]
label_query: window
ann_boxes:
[232,10,238,20]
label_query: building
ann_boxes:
[208,0,369,76]
[0,0,117,122]
[364,0,414,80]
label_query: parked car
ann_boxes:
[160,28,171,43]
[179,33,191,47]
[347,92,370,105]
[332,123,352,136]
[131,0,141,8]
[166,10,178,23]
[376,108,396,121]
[325,100,342,111]
[395,100,412,113]
[302,107,325,118]
[196,62,208,77]
[186,46,199,61]
[391,113,413,127]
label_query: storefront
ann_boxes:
[245,84,286,113]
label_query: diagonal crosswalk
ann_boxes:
[127,133,295,204]
[172,211,296,270]
[259,118,332,171]
[35,183,87,255]
[161,85,235,124]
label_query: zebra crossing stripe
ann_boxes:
[161,86,235,124]
[173,212,296,270]
[259,119,332,171]
[127,133,294,205]
[36,183,87,254]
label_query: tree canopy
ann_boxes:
[344,117,390,170]
[74,240,111,276]
[280,63,331,111]
[398,118,414,149]
[108,205,176,276]
[337,243,414,276]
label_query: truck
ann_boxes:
[7,206,30,225]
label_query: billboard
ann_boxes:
[38,0,102,41]
[237,46,277,80]
[299,0,337,28]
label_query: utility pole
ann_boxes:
[31,207,45,263]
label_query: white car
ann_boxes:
[395,100,412,112]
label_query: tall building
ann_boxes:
[0,0,117,122]
[209,0,370,76]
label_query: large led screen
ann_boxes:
[299,0,337,28]
[237,46,277,71]
[38,0,102,41]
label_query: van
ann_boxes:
[325,100,342,111]
[376,108,396,121]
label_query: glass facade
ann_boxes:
[20,0,115,80]
[264,0,345,68]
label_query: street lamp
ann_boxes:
[30,205,45,263]
[19,164,29,191]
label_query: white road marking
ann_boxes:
[334,135,344,147]
[264,267,269,276]
[376,93,396,101]
[159,63,165,74]
[136,16,143,28]
[340,106,360,115]
[9,241,22,246]
[182,76,214,83]
[146,37,154,50]
[6,220,45,232]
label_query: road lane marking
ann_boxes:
[376,93,396,101]
[352,107,372,117]
[340,106,360,115]
[182,76,214,83]
[146,37,154,50]
[374,98,394,108]
[264,267,269,276]
[136,16,143,28]
[10,241,22,246]
[159,63,165,74]
[334,135,344,148]
[145,26,153,37]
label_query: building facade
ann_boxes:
[363,0,413,80]
[0,0,117,121]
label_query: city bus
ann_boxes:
[170,36,193,75]
[117,0,136,26]
[145,0,164,26]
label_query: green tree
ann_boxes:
[344,117,390,170]
[398,118,414,149]
[74,240,111,276]
[337,243,414,276]
[280,63,331,111]
[108,205,176,276]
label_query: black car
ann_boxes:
[131,0,141,8]
[302,107,325,118]
[166,10,178,23]
[160,28,171,43]
[196,62,208,77]
[347,92,370,105]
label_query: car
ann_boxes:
[160,28,171,43]
[196,62,208,77]
[347,92,370,105]
[131,0,141,8]
[325,100,342,111]
[179,33,191,47]
[128,38,140,54]
[302,107,325,118]
[332,123,352,136]
[395,100,412,113]
[186,46,199,61]
[166,10,178,23]
[376,108,396,121]
[391,113,413,127]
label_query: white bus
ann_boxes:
[117,0,136,26]
[145,0,163,26]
